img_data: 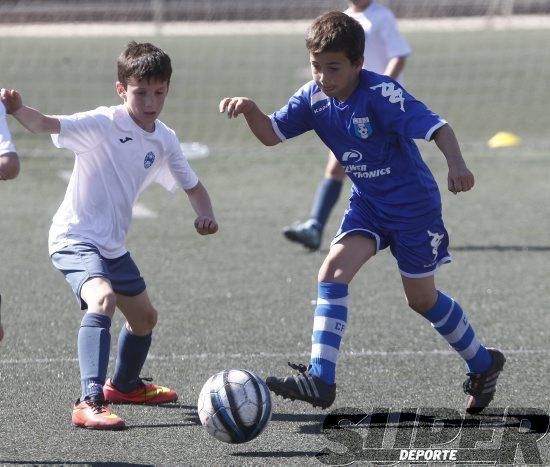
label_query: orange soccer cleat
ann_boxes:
[72,397,126,430]
[103,378,178,404]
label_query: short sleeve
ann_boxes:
[157,133,199,192]
[369,80,445,140]
[0,102,16,156]
[379,11,412,59]
[51,106,112,153]
[270,90,314,142]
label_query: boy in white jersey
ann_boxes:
[220,12,504,413]
[283,0,411,251]
[1,42,218,430]
[0,100,21,341]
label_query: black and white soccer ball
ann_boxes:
[197,369,272,443]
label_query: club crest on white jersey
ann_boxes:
[144,151,155,169]
[370,82,405,112]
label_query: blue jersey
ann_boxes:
[270,70,447,230]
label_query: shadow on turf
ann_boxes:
[152,403,196,410]
[231,451,320,459]
[109,402,204,428]
[272,412,326,435]
[452,245,550,252]
[272,413,326,423]
[311,244,550,255]
[129,421,197,429]
[0,463,152,466]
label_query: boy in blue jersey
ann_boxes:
[220,11,505,413]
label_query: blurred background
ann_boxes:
[1,3,550,464]
[1,0,549,159]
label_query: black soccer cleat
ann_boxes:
[266,362,336,409]
[463,348,506,414]
[282,221,322,251]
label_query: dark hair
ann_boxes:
[117,41,172,86]
[306,11,365,64]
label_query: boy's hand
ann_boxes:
[0,88,23,114]
[448,163,474,194]
[194,216,218,235]
[219,97,256,119]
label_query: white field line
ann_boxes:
[1,16,550,37]
[131,203,158,219]
[0,348,547,366]
[57,170,157,219]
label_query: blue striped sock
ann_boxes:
[422,291,492,373]
[309,282,348,384]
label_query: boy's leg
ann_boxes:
[401,275,505,413]
[104,290,177,404]
[51,245,125,429]
[78,277,116,400]
[310,155,345,232]
[283,153,344,251]
[267,234,376,408]
[72,277,125,429]
[111,290,155,392]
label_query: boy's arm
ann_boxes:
[433,123,474,194]
[219,97,281,146]
[0,154,20,181]
[384,56,407,80]
[1,88,60,134]
[184,181,218,235]
[0,101,20,180]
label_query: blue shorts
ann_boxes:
[332,200,451,278]
[51,243,146,310]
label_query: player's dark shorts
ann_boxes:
[332,198,451,278]
[51,242,146,310]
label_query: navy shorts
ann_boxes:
[332,198,452,278]
[51,243,146,310]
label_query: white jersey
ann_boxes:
[49,104,199,258]
[345,2,411,82]
[0,101,16,156]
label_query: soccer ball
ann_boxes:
[197,369,272,443]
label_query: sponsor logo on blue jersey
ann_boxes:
[144,151,155,169]
[352,117,373,139]
[341,150,391,179]
[342,150,363,163]
[346,166,392,179]
[370,82,406,112]
[311,90,330,114]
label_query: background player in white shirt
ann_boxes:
[0,100,21,341]
[283,0,411,251]
[1,42,218,430]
